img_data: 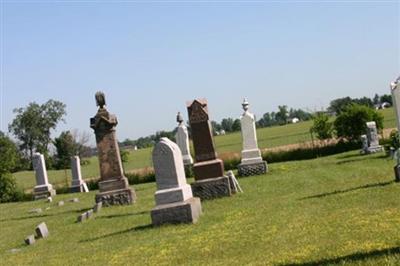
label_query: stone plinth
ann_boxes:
[70,156,89,193]
[151,138,201,225]
[187,99,231,200]
[191,176,231,200]
[238,99,267,176]
[90,91,135,206]
[32,153,56,200]
[151,197,201,226]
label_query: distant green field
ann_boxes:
[13,108,395,191]
[2,151,399,265]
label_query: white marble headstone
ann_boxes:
[152,138,193,205]
[240,99,263,164]
[366,121,380,147]
[175,113,193,165]
[391,77,400,132]
[33,153,49,186]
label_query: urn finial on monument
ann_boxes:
[238,98,268,177]
[242,98,249,112]
[90,91,136,206]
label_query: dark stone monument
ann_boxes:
[90,91,135,206]
[186,99,231,200]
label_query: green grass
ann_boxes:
[1,150,399,265]
[12,107,396,192]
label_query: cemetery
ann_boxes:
[1,3,399,265]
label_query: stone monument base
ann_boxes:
[191,176,231,200]
[394,164,400,183]
[151,197,202,226]
[238,161,268,177]
[95,177,135,206]
[366,145,383,154]
[193,159,224,180]
[70,183,89,193]
[33,185,56,200]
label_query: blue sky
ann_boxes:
[1,1,399,144]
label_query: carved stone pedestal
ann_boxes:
[191,176,231,200]
[238,161,268,177]
[151,197,202,225]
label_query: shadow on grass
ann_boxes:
[0,207,93,222]
[299,180,395,200]
[96,210,149,219]
[279,246,400,266]
[80,223,153,242]
[336,154,387,165]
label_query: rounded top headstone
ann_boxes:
[242,98,249,112]
[95,91,106,108]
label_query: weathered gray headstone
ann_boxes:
[364,121,383,154]
[175,112,193,166]
[28,208,42,214]
[90,92,136,206]
[93,202,102,213]
[70,156,89,193]
[238,99,268,176]
[86,209,94,219]
[57,201,64,206]
[151,138,202,225]
[187,99,231,200]
[32,153,56,200]
[360,134,369,154]
[77,213,86,223]
[35,222,49,239]
[24,235,35,245]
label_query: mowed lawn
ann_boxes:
[13,108,396,192]
[1,150,399,265]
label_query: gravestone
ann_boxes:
[365,121,383,153]
[32,153,56,200]
[360,134,369,154]
[186,99,231,200]
[70,156,89,193]
[175,112,193,166]
[93,202,102,213]
[35,222,49,239]
[90,91,136,206]
[151,138,201,225]
[238,99,268,176]
[391,76,400,182]
[24,235,35,245]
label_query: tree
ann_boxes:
[373,94,380,105]
[53,131,76,170]
[310,113,333,140]
[0,132,20,174]
[353,97,373,108]
[328,97,353,114]
[71,129,91,157]
[334,104,384,141]
[0,132,23,203]
[221,118,234,132]
[275,105,288,125]
[8,100,66,163]
[232,119,241,132]
[380,94,392,105]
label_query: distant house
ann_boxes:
[291,117,300,124]
[375,102,391,110]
